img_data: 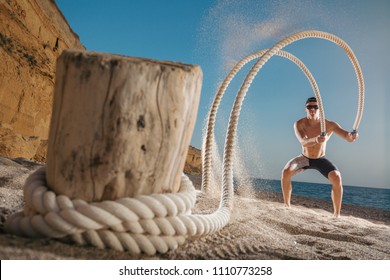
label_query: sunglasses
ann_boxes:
[306,105,319,110]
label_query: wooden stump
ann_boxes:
[46,50,202,202]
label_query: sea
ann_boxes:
[251,178,390,211]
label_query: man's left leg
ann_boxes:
[328,170,343,218]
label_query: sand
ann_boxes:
[0,157,389,260]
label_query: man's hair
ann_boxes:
[306,97,317,104]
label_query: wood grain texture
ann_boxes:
[46,50,202,202]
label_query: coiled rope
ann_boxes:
[6,166,230,254]
[5,30,364,255]
[201,49,325,194]
[220,30,364,208]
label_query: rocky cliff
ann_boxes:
[184,145,202,174]
[0,0,84,161]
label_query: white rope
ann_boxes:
[201,49,325,194]
[5,166,230,255]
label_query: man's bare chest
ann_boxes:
[302,124,322,138]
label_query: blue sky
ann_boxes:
[56,0,389,189]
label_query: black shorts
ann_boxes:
[284,154,338,178]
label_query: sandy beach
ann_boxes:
[0,157,389,260]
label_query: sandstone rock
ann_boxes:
[0,0,84,160]
[184,145,202,174]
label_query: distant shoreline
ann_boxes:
[186,173,390,225]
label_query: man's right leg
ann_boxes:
[281,155,307,207]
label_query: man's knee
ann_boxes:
[328,170,342,185]
[282,167,294,180]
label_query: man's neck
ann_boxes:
[306,116,320,123]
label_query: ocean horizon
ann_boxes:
[250,178,390,211]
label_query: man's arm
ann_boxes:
[294,121,319,147]
[329,121,358,142]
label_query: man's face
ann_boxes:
[305,102,319,118]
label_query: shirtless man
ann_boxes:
[281,97,358,217]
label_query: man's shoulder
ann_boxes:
[325,119,337,127]
[295,118,306,125]
[325,119,341,131]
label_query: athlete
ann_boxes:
[281,97,358,217]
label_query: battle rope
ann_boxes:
[220,30,364,207]
[201,49,325,194]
